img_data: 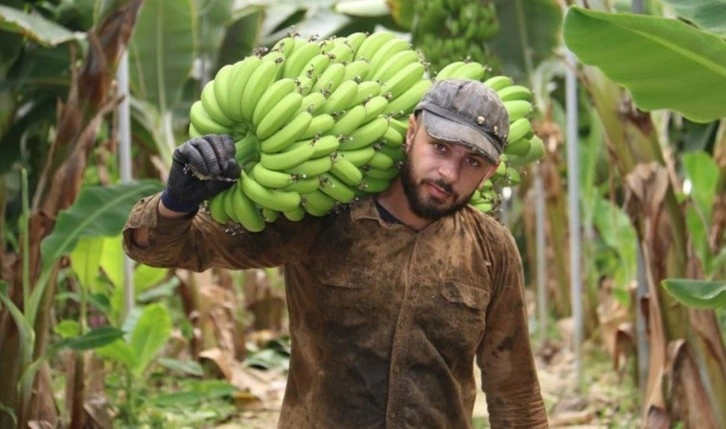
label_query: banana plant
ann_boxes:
[564,4,726,427]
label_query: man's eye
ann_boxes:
[434,143,446,152]
[467,158,481,167]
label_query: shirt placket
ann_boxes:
[384,223,441,427]
[384,229,420,426]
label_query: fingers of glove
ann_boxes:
[209,134,235,157]
[189,138,223,177]
[222,158,242,180]
[203,135,240,179]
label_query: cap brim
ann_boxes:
[421,110,501,163]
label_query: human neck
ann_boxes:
[375,179,433,231]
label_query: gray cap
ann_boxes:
[414,79,509,163]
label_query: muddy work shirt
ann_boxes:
[123,193,547,428]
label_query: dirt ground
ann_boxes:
[214,336,641,429]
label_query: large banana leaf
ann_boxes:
[195,0,234,73]
[663,0,726,37]
[40,180,163,270]
[0,4,78,46]
[128,0,195,112]
[662,279,726,309]
[563,7,726,123]
[491,0,562,81]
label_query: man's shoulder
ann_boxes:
[460,205,508,233]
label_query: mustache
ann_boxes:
[423,178,454,194]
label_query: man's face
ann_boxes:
[400,116,499,220]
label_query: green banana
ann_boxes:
[368,38,411,77]
[354,31,396,61]
[381,61,425,99]
[283,153,333,177]
[381,124,404,148]
[231,182,266,232]
[240,171,301,213]
[256,91,303,140]
[282,176,321,193]
[435,61,466,79]
[328,104,368,137]
[189,123,202,138]
[300,53,331,81]
[189,101,229,135]
[326,42,354,64]
[503,136,531,157]
[252,77,297,127]
[227,56,263,121]
[496,85,533,102]
[322,80,359,114]
[506,117,533,144]
[301,189,337,211]
[312,62,346,94]
[310,134,340,157]
[343,59,371,82]
[330,155,364,186]
[362,95,389,122]
[358,177,391,193]
[300,113,335,139]
[364,166,399,180]
[450,61,487,81]
[338,146,376,167]
[483,75,514,91]
[260,139,315,171]
[283,41,321,78]
[319,173,356,204]
[260,110,313,154]
[344,32,367,53]
[283,205,306,221]
[298,91,327,115]
[384,78,432,116]
[211,64,236,121]
[372,49,421,82]
[352,81,383,106]
[367,150,395,170]
[503,100,534,122]
[262,207,281,223]
[340,116,389,150]
[240,60,279,123]
[208,193,229,224]
[251,162,297,188]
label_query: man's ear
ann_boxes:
[405,114,417,151]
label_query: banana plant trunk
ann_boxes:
[585,67,726,428]
[0,2,143,427]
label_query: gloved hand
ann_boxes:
[161,135,241,213]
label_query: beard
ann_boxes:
[399,158,474,220]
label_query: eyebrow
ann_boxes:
[433,139,487,161]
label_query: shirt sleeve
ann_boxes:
[122,192,321,272]
[477,228,548,428]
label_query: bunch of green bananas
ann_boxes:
[410,0,500,74]
[191,32,433,232]
[189,31,542,232]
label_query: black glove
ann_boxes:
[161,135,241,213]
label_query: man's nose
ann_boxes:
[437,159,459,182]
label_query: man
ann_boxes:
[124,79,548,428]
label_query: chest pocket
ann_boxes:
[425,281,491,353]
[440,281,490,311]
[314,263,393,330]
